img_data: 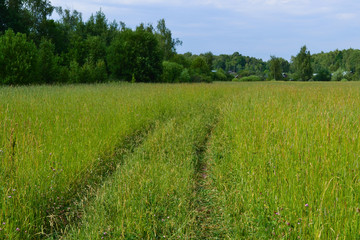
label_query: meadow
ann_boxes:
[0,82,359,239]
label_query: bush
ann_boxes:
[0,30,38,85]
[332,68,351,81]
[57,66,69,83]
[233,75,262,82]
[69,60,81,83]
[93,59,108,83]
[190,56,210,75]
[212,69,228,81]
[191,74,212,83]
[313,68,331,81]
[162,61,184,82]
[178,69,191,82]
[79,61,94,83]
[69,59,108,83]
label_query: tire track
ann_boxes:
[193,116,226,239]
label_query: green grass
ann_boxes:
[208,82,360,239]
[1,82,360,239]
[0,83,224,239]
[64,95,219,239]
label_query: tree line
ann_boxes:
[214,46,360,82]
[0,0,218,84]
[1,0,359,84]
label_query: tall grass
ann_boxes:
[208,82,360,239]
[1,82,360,239]
[64,93,220,239]
[0,83,222,239]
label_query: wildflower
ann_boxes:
[274,211,279,215]
[103,232,107,235]
[16,228,20,231]
[2,222,5,225]
[8,196,11,199]
[286,222,290,226]
[305,203,309,207]
[12,189,16,192]
[0,228,2,231]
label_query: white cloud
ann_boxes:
[50,0,358,18]
[336,13,357,20]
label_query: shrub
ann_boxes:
[57,66,70,83]
[162,61,184,82]
[79,61,94,83]
[69,60,81,83]
[93,59,108,83]
[233,75,262,82]
[190,56,210,75]
[68,59,108,83]
[212,69,228,81]
[331,68,351,81]
[178,69,191,82]
[191,74,212,83]
[313,68,331,81]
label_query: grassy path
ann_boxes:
[192,114,227,239]
[63,97,221,239]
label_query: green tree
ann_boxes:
[191,56,210,74]
[292,45,313,81]
[85,35,106,63]
[107,27,162,82]
[162,61,184,82]
[269,56,282,80]
[85,10,108,37]
[0,29,38,84]
[156,19,182,60]
[313,67,331,81]
[178,69,191,82]
[37,38,58,83]
[202,51,214,70]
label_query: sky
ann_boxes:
[50,0,360,61]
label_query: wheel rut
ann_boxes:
[193,120,226,239]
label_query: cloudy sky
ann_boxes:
[50,0,360,60]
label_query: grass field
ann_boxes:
[1,82,360,239]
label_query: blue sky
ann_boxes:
[50,0,360,60]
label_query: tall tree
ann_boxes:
[269,56,282,80]
[107,26,162,82]
[0,29,38,84]
[292,45,313,81]
[156,19,182,60]
[202,51,214,70]
[1,0,32,34]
